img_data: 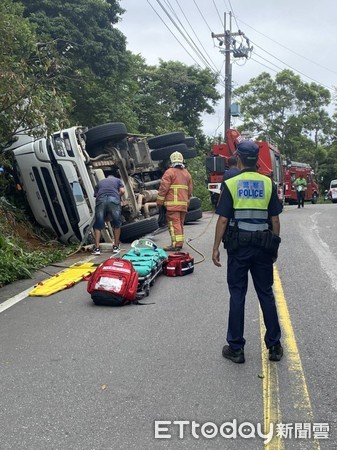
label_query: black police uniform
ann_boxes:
[216,169,283,352]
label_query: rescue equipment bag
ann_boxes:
[87,258,139,306]
[162,251,194,277]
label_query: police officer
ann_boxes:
[212,141,283,364]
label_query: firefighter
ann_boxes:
[156,151,193,251]
[212,141,283,364]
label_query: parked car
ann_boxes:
[5,123,202,244]
[327,179,337,203]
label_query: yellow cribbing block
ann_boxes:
[29,262,97,297]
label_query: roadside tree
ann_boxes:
[233,69,331,160]
[0,0,71,148]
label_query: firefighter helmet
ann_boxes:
[170,151,184,164]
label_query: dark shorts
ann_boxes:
[94,196,122,229]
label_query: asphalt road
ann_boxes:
[0,204,336,450]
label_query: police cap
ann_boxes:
[236,141,259,160]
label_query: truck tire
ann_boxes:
[182,148,197,159]
[184,136,196,148]
[120,217,159,242]
[188,196,202,211]
[85,122,128,151]
[150,143,188,161]
[311,193,318,204]
[147,132,185,149]
[184,208,202,223]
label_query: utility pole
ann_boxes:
[212,12,252,142]
[224,12,232,140]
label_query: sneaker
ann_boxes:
[222,345,245,364]
[112,245,120,253]
[269,343,283,361]
[91,247,100,256]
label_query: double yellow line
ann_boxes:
[260,266,321,450]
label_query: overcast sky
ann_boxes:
[117,0,337,136]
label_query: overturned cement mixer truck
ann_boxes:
[5,122,202,245]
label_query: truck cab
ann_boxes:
[283,161,319,204]
[206,129,284,206]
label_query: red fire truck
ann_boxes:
[283,161,319,204]
[206,129,284,206]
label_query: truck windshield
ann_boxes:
[330,181,337,188]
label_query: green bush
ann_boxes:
[187,154,213,211]
[0,235,70,287]
[0,193,74,287]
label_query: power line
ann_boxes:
[174,0,222,73]
[192,0,213,33]
[162,0,220,73]
[250,39,333,91]
[154,0,216,70]
[253,51,284,72]
[149,0,226,88]
[228,0,239,30]
[249,56,279,74]
[235,16,337,77]
[146,0,202,67]
[221,3,336,91]
[212,0,224,27]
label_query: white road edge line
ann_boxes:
[0,288,32,314]
[0,255,101,314]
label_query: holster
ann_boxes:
[222,228,239,252]
[252,230,281,256]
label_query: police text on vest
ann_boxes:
[237,180,264,199]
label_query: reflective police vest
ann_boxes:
[225,172,272,232]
